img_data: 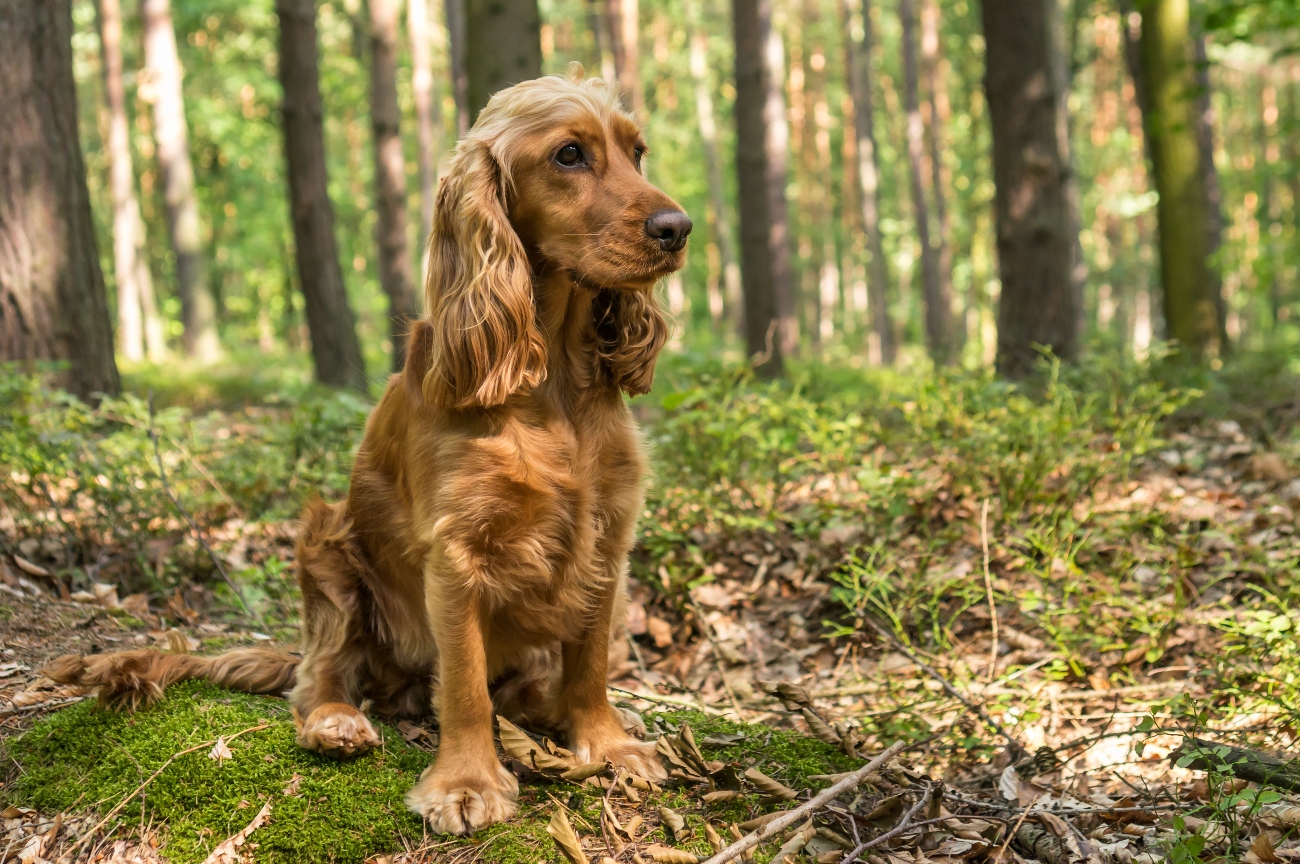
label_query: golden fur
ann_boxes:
[45,72,687,835]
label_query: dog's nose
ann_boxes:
[645,209,693,252]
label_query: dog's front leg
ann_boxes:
[560,577,667,782]
[405,576,517,835]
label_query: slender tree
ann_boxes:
[687,12,741,330]
[0,0,120,398]
[465,0,542,118]
[1138,0,1223,358]
[369,0,419,371]
[445,0,469,136]
[899,0,950,363]
[96,0,164,362]
[409,0,444,254]
[606,0,641,114]
[979,0,1079,376]
[142,0,219,361]
[275,0,368,392]
[842,0,895,364]
[733,0,796,374]
[1193,33,1229,346]
[921,0,953,342]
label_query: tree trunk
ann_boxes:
[1192,33,1229,348]
[96,0,163,363]
[0,0,120,399]
[921,0,953,349]
[275,0,368,392]
[606,0,641,115]
[1059,0,1088,339]
[445,0,469,137]
[1138,0,1222,359]
[899,0,949,364]
[979,0,1079,377]
[688,17,741,332]
[733,0,795,375]
[409,0,444,257]
[142,0,218,362]
[369,0,419,371]
[589,0,617,84]
[842,0,895,364]
[465,0,542,120]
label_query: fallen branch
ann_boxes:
[607,685,732,717]
[1172,737,1300,794]
[0,696,85,717]
[1013,822,1068,864]
[839,782,932,864]
[67,722,272,854]
[698,740,905,864]
[863,616,1026,761]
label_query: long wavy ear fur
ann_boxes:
[422,141,546,409]
[593,288,668,396]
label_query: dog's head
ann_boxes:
[421,72,687,410]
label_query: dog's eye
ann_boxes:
[633,146,646,168]
[555,144,584,167]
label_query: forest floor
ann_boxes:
[0,351,1298,863]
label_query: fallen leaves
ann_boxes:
[200,800,272,864]
[547,806,587,864]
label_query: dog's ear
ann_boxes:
[422,141,546,409]
[593,288,668,397]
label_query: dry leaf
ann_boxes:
[702,790,743,803]
[12,556,49,577]
[770,819,816,864]
[660,806,688,842]
[498,715,571,774]
[645,844,699,864]
[730,824,755,863]
[648,617,674,648]
[397,720,428,742]
[282,773,302,797]
[739,811,786,832]
[744,767,797,802]
[562,761,609,783]
[201,800,271,864]
[547,807,587,864]
[625,815,643,839]
[208,737,234,763]
[700,732,746,746]
[1247,833,1281,864]
[801,708,842,745]
[705,822,725,854]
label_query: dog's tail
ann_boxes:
[44,646,300,710]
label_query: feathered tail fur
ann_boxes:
[44,646,300,710]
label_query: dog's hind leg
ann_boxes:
[290,499,381,758]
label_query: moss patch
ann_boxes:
[3,689,853,863]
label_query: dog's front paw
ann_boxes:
[296,702,380,758]
[573,728,667,783]
[405,759,518,835]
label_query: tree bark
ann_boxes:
[96,0,164,363]
[1192,33,1229,348]
[979,0,1079,377]
[0,0,120,399]
[275,0,368,392]
[842,0,895,364]
[921,0,953,349]
[465,0,542,120]
[899,0,949,364]
[687,16,741,332]
[409,0,444,258]
[445,0,469,137]
[606,0,641,115]
[1138,0,1222,359]
[369,0,419,371]
[733,0,796,375]
[142,0,218,362]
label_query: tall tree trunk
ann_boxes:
[921,0,953,346]
[979,0,1079,377]
[276,0,368,392]
[899,0,949,363]
[409,0,444,258]
[589,0,617,84]
[97,0,163,363]
[1192,33,1229,347]
[1138,0,1222,358]
[733,0,796,375]
[0,0,120,399]
[445,0,470,137]
[842,0,895,364]
[606,0,641,115]
[142,0,218,362]
[687,15,741,331]
[465,0,542,119]
[369,0,419,371]
[1059,0,1088,338]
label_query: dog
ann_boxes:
[45,71,690,835]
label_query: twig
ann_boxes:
[0,696,85,718]
[992,794,1039,863]
[689,601,747,719]
[67,722,271,854]
[146,393,265,630]
[601,767,623,861]
[607,685,732,717]
[839,783,933,864]
[862,616,1026,761]
[698,740,905,864]
[980,499,998,684]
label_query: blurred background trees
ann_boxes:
[5,0,1299,390]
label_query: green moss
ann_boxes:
[3,689,851,863]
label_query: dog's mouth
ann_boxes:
[567,248,683,293]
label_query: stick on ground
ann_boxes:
[698,740,905,864]
[839,782,932,864]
